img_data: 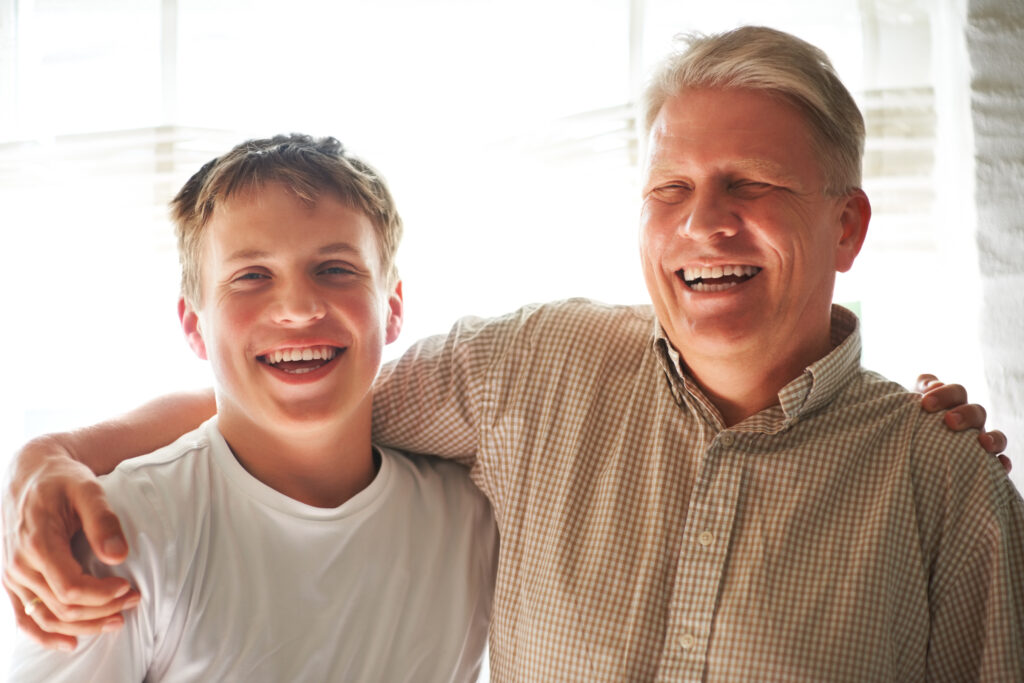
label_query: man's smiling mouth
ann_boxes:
[679,265,761,292]
[257,346,342,375]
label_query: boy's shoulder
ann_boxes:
[105,420,217,480]
[98,418,222,530]
[375,448,492,521]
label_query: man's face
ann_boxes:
[639,87,866,368]
[181,182,402,435]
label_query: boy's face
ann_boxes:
[179,181,402,435]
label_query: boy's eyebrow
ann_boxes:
[317,242,362,256]
[224,242,362,263]
[225,248,272,263]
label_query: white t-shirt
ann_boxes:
[11,418,497,682]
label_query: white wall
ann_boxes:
[966,0,1024,492]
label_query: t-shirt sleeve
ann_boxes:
[8,469,167,682]
[10,609,148,683]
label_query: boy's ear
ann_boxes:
[384,280,404,345]
[834,189,871,273]
[178,297,208,360]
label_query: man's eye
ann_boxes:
[732,181,774,196]
[650,184,692,202]
[235,272,268,282]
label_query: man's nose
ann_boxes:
[271,279,326,325]
[679,188,740,241]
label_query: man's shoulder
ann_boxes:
[842,368,1014,515]
[456,297,653,341]
[833,366,915,408]
[513,297,654,333]
[454,298,657,364]
[906,398,1013,505]
[836,368,992,466]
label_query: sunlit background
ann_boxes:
[1,0,1010,673]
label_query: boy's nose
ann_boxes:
[272,281,326,324]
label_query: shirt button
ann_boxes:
[720,432,735,447]
[678,633,696,650]
[698,530,715,546]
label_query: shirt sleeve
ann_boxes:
[920,420,1024,681]
[372,306,542,464]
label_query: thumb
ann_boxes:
[914,374,940,393]
[70,482,128,565]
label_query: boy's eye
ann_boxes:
[319,264,356,276]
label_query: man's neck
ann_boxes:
[682,333,833,428]
[217,402,376,508]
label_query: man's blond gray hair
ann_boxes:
[641,26,865,196]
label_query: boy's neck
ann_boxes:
[217,400,377,508]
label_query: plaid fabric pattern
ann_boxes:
[373,299,1024,682]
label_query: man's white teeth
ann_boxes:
[264,346,337,364]
[682,264,760,282]
[691,282,734,292]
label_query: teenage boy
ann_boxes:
[9,134,497,681]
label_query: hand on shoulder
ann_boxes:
[916,374,1010,473]
[3,435,138,651]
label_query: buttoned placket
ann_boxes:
[651,335,748,681]
[658,427,745,682]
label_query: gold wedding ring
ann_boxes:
[24,596,43,617]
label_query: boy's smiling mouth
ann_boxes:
[257,345,342,375]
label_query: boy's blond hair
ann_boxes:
[171,134,402,306]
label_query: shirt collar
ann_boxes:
[652,304,862,427]
[777,305,861,420]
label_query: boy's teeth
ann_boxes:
[264,346,337,364]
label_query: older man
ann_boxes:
[373,26,1022,680]
[5,26,1020,682]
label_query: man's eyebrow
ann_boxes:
[731,158,802,185]
[645,157,803,185]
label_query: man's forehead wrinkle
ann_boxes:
[645,155,800,184]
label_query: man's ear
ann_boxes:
[834,189,871,273]
[178,297,208,360]
[384,280,404,345]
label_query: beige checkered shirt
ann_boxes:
[373,299,1024,682]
